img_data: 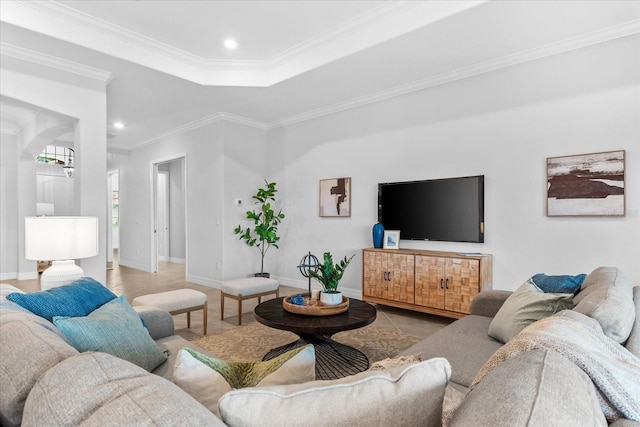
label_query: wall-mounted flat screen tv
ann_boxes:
[378,175,484,243]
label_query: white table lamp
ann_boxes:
[25,216,99,290]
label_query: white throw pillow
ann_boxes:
[218,357,451,427]
[173,345,315,417]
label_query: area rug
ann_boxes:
[189,323,421,364]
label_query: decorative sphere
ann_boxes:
[297,253,319,278]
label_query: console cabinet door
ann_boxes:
[444,258,481,314]
[386,253,414,304]
[363,250,386,298]
[415,255,445,310]
[363,251,414,303]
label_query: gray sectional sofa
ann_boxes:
[403,266,640,426]
[1,266,638,426]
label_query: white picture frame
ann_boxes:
[383,230,400,249]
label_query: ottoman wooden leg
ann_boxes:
[187,311,191,328]
[238,298,243,325]
[221,293,225,320]
[202,303,208,335]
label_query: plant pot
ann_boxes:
[320,291,343,306]
[254,272,271,278]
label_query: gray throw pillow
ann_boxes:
[488,280,574,343]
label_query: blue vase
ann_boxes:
[372,223,384,248]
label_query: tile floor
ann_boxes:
[5,256,453,341]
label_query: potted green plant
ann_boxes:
[234,180,285,278]
[308,252,355,305]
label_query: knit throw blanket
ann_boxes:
[470,312,640,422]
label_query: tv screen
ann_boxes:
[378,175,484,243]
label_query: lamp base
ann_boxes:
[41,260,84,291]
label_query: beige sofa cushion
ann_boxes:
[574,267,635,343]
[450,349,607,427]
[625,286,640,357]
[22,352,224,426]
[218,357,451,427]
[0,306,79,427]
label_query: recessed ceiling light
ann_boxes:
[224,39,238,50]
[113,122,124,129]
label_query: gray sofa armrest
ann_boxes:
[470,290,512,318]
[134,305,175,340]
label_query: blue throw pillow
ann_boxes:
[53,295,168,372]
[6,277,116,322]
[531,273,587,295]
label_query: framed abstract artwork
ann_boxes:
[547,150,625,216]
[319,177,351,217]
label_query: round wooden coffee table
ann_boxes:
[254,297,377,380]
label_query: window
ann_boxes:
[37,146,74,165]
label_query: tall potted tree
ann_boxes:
[234,180,285,278]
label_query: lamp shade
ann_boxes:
[25,216,98,261]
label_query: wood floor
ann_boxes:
[4,255,452,341]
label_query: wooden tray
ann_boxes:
[282,295,349,316]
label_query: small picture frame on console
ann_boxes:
[383,230,400,249]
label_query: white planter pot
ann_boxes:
[320,291,343,306]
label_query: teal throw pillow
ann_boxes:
[53,295,168,372]
[531,273,587,295]
[6,278,116,322]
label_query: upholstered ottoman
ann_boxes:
[221,277,279,325]
[132,289,208,335]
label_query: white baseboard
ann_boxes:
[16,272,38,281]
[0,272,17,281]
[187,274,221,289]
[118,259,153,272]
[169,257,186,265]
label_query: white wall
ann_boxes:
[0,132,18,280]
[36,163,74,216]
[116,120,268,286]
[223,121,272,279]
[269,35,640,293]
[168,159,185,262]
[0,61,108,283]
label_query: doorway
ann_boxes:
[107,170,119,269]
[151,155,187,274]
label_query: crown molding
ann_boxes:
[260,1,486,85]
[128,112,268,151]
[0,0,484,87]
[0,42,112,83]
[127,18,640,148]
[268,19,640,129]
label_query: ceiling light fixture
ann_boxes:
[224,39,238,50]
[113,121,124,129]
